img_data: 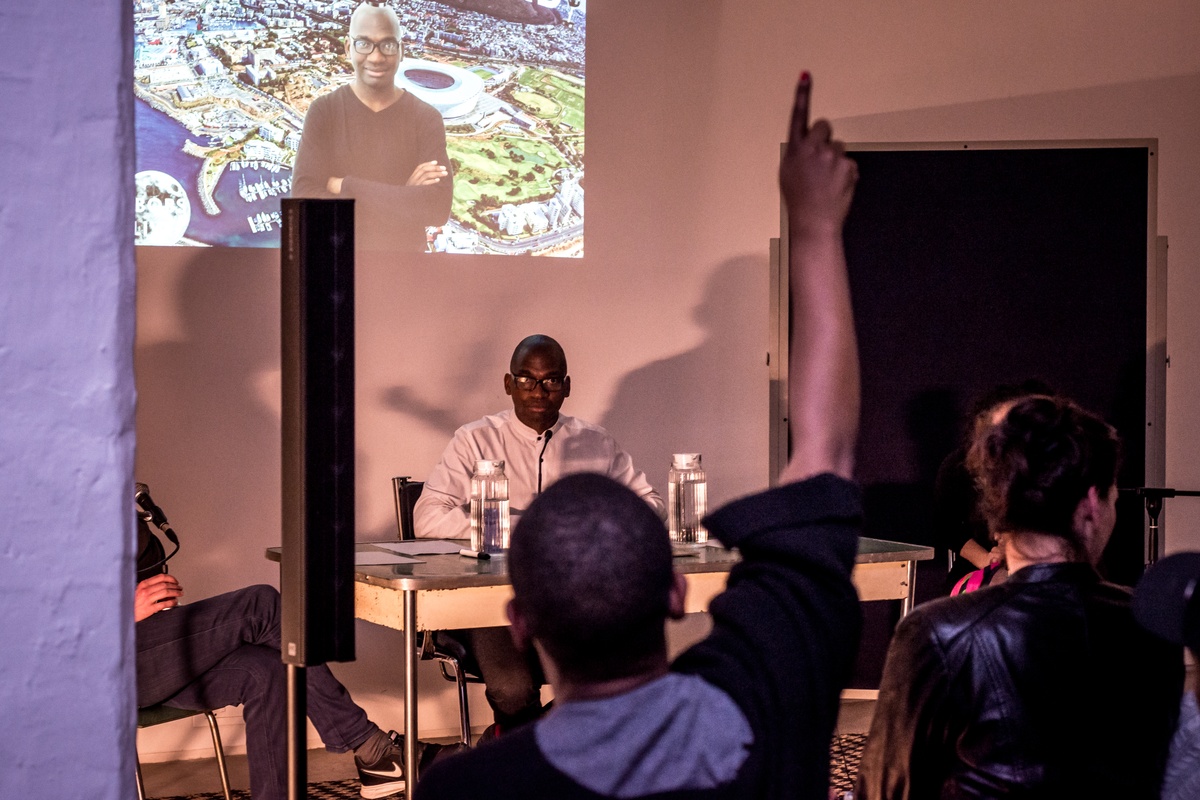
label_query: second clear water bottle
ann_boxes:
[470,459,510,554]
[668,453,708,544]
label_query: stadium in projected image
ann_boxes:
[134,0,586,256]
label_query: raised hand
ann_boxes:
[778,72,861,484]
[779,74,858,238]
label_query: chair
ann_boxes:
[136,704,232,800]
[392,476,483,746]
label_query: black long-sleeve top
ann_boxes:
[292,85,452,252]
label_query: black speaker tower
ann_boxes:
[280,198,356,667]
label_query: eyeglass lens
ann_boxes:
[353,39,399,55]
[514,376,564,391]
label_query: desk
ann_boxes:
[270,537,932,798]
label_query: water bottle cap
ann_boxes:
[474,459,505,475]
[672,453,701,468]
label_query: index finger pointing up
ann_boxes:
[787,71,811,149]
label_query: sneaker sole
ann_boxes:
[360,780,406,799]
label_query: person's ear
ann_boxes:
[562,375,571,399]
[507,598,532,651]
[1072,486,1107,559]
[667,571,687,620]
[504,373,514,397]
[1072,490,1094,539]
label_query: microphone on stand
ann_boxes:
[135,482,180,547]
[135,482,181,594]
[1119,486,1200,566]
[537,429,554,496]
[135,482,182,577]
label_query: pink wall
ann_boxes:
[0,0,137,794]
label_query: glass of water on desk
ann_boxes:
[470,459,510,554]
[668,453,707,544]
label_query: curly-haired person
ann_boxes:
[857,395,1183,800]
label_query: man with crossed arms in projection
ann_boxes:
[416,73,865,799]
[293,2,452,251]
[414,334,666,740]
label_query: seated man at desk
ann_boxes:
[414,333,665,738]
[417,73,864,799]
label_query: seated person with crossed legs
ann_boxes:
[134,489,454,799]
[416,73,865,800]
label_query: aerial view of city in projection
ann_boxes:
[134,0,586,256]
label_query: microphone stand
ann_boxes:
[1120,487,1200,566]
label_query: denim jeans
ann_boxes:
[136,584,375,800]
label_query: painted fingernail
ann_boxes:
[800,71,811,84]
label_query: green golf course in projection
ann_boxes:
[514,68,584,129]
[447,131,575,235]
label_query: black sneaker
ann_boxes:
[355,731,407,799]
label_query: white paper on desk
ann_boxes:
[355,550,422,565]
[370,540,461,556]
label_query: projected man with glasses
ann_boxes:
[414,334,665,738]
[292,2,452,252]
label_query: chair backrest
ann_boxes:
[392,476,425,540]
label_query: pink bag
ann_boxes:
[950,561,1004,596]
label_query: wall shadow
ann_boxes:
[601,254,770,506]
[135,246,282,597]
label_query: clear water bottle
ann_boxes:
[470,459,510,554]
[668,453,707,544]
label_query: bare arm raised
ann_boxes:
[777,75,860,485]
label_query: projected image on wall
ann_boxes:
[134,0,586,256]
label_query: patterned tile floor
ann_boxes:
[157,734,868,800]
[159,779,359,800]
[830,733,868,794]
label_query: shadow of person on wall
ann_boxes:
[135,248,283,598]
[601,255,770,508]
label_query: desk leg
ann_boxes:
[404,590,418,800]
[900,559,917,618]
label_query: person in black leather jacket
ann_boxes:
[856,395,1183,800]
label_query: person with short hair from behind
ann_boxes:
[416,72,863,800]
[1134,553,1200,800]
[856,396,1183,799]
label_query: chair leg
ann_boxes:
[135,756,147,800]
[201,711,234,800]
[454,666,472,746]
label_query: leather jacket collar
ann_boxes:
[1005,560,1102,587]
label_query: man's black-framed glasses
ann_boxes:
[511,375,566,392]
[352,38,400,56]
